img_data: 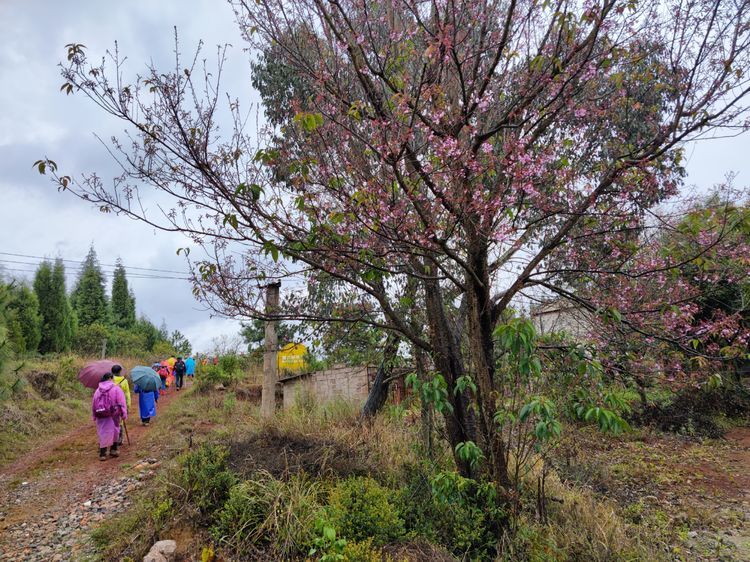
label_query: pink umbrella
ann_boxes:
[78,360,118,389]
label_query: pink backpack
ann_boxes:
[93,387,118,419]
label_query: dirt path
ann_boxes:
[0,384,188,561]
[705,427,750,559]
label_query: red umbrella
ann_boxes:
[78,360,118,389]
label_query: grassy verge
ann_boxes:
[87,390,675,562]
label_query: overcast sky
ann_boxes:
[0,1,749,353]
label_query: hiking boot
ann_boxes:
[109,446,119,458]
[99,448,107,461]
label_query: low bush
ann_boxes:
[341,537,390,562]
[211,470,321,558]
[195,364,234,392]
[398,464,504,561]
[174,444,237,519]
[326,476,405,546]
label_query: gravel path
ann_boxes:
[0,388,184,561]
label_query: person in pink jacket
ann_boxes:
[92,373,128,461]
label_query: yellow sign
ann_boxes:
[278,343,307,372]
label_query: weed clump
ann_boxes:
[326,476,405,546]
[174,444,237,519]
[211,470,321,558]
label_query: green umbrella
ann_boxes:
[130,366,161,392]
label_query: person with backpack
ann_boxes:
[173,357,187,390]
[92,373,128,461]
[111,364,131,448]
[155,362,168,394]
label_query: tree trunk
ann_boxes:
[423,274,475,476]
[361,334,400,418]
[465,240,512,491]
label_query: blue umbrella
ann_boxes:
[130,366,161,392]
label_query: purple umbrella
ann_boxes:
[78,360,119,389]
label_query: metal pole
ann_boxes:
[261,282,281,418]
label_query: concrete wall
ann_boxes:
[531,301,593,340]
[281,365,377,409]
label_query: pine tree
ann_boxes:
[53,260,76,350]
[71,246,108,327]
[111,259,136,328]
[34,259,73,353]
[6,284,42,353]
[133,316,161,351]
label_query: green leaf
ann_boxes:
[249,183,263,201]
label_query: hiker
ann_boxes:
[134,382,159,425]
[155,362,168,394]
[92,373,128,461]
[174,356,187,390]
[159,360,173,391]
[111,365,131,448]
[167,355,176,377]
[185,356,196,381]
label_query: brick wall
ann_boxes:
[281,365,376,409]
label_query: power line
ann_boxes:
[0,258,189,279]
[0,265,189,281]
[0,251,189,276]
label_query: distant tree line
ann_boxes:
[0,246,191,358]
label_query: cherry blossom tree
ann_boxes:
[43,0,750,491]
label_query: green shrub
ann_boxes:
[398,464,503,560]
[175,444,237,518]
[196,364,233,392]
[72,322,110,356]
[326,476,404,546]
[218,354,243,377]
[211,470,321,558]
[223,391,237,414]
[341,538,388,562]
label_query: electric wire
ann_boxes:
[0,251,189,275]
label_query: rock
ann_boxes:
[674,512,689,524]
[83,501,92,508]
[21,482,28,486]
[688,531,698,539]
[143,540,177,562]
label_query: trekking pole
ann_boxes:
[123,420,131,446]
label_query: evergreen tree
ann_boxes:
[71,246,108,327]
[111,259,136,328]
[169,330,192,356]
[6,284,42,353]
[54,260,76,349]
[158,320,169,341]
[34,259,73,353]
[133,316,162,351]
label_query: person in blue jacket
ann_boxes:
[134,383,159,425]
[185,356,196,381]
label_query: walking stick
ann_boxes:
[122,419,131,446]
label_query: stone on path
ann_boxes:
[143,539,177,562]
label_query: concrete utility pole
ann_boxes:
[261,281,281,418]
